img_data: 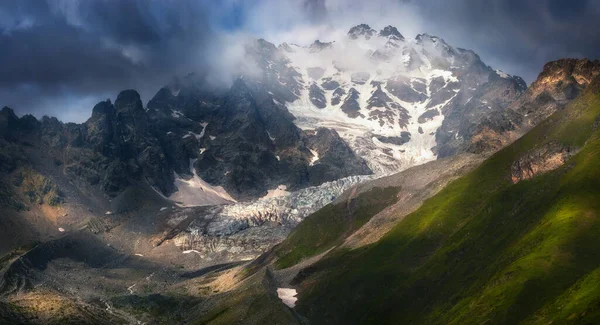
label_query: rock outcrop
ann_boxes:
[511,142,575,184]
[468,58,600,154]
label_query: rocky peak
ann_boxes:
[114,90,147,130]
[348,24,376,40]
[379,25,404,41]
[466,59,598,156]
[1,106,17,119]
[254,38,278,55]
[510,58,600,124]
[0,107,20,138]
[536,58,600,89]
[90,99,115,120]
[115,90,144,113]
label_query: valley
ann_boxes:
[2,18,600,324]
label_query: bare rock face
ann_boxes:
[305,128,372,185]
[321,78,340,91]
[379,25,405,41]
[347,24,376,40]
[331,87,346,105]
[418,109,439,123]
[468,59,600,156]
[341,88,362,118]
[510,142,575,183]
[512,58,600,126]
[386,76,428,103]
[309,83,327,108]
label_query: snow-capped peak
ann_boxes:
[379,25,405,41]
[348,24,377,40]
[241,24,527,175]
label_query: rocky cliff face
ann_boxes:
[468,58,600,154]
[510,142,575,184]
[2,80,371,203]
[145,73,371,201]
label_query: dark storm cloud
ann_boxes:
[2,0,600,122]
[0,0,217,121]
[408,0,600,82]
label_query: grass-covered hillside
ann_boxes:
[291,78,600,324]
[273,186,400,269]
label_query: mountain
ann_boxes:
[1,24,591,324]
[277,25,527,173]
[0,24,532,257]
[468,58,600,153]
[204,64,600,324]
[0,23,528,209]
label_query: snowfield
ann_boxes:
[282,33,463,175]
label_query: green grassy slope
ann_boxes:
[273,186,400,269]
[293,81,600,324]
[187,269,302,325]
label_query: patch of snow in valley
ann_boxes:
[277,288,298,308]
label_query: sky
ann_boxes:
[2,0,600,122]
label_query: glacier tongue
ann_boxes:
[173,175,371,259]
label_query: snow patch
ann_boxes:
[309,149,319,166]
[495,69,510,78]
[171,110,185,118]
[277,288,298,308]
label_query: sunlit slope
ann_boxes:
[294,77,600,324]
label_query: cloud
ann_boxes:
[2,0,600,122]
[0,0,225,121]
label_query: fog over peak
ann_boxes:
[2,0,600,122]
